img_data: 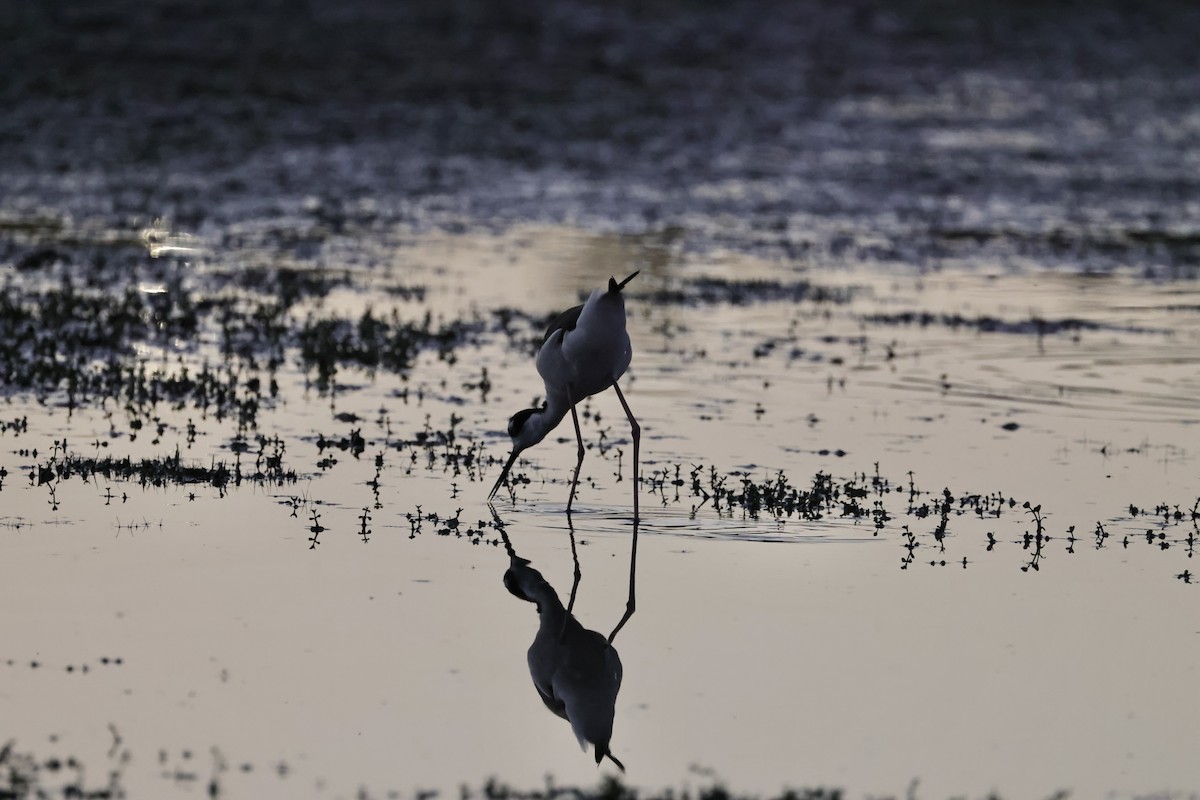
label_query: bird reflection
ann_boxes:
[492,509,631,770]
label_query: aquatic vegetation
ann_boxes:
[2,254,1192,588]
[404,505,499,546]
[0,735,1019,800]
[645,278,856,308]
[858,312,1110,337]
[27,438,297,493]
[0,735,126,800]
[297,308,487,391]
[1,730,1020,800]
[634,461,1200,582]
[476,773,842,800]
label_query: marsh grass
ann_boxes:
[1,735,1024,800]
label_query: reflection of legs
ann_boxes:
[608,379,638,644]
[566,384,585,515]
[489,502,514,554]
[562,515,581,638]
[566,516,582,614]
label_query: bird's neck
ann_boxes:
[536,593,568,626]
[523,399,570,448]
[521,576,569,627]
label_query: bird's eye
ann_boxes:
[508,407,538,437]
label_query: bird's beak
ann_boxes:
[616,270,639,290]
[488,448,521,500]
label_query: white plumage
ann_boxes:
[489,271,640,517]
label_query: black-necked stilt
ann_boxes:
[489,271,640,518]
[500,524,626,770]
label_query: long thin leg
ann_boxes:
[566,385,585,515]
[608,378,639,643]
[609,380,640,524]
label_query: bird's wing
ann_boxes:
[534,680,569,720]
[543,303,584,343]
[529,637,571,721]
[553,633,623,753]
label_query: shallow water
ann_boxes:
[2,223,1198,800]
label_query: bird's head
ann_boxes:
[488,404,551,500]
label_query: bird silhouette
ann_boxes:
[501,530,626,770]
[489,272,640,517]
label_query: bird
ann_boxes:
[502,544,626,770]
[488,271,640,517]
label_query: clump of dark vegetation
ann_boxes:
[0,737,125,800]
[680,464,891,527]
[298,309,487,391]
[0,265,491,420]
[474,774,1022,800]
[646,278,856,308]
[859,312,1112,337]
[392,414,487,478]
[404,504,498,546]
[28,437,296,495]
[0,272,274,434]
[474,775,848,800]
[0,262,616,433]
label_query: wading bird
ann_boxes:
[489,272,640,518]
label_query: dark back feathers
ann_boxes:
[543,303,584,343]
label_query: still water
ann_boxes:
[1,225,1197,799]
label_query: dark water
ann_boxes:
[3,0,1199,274]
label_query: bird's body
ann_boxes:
[543,283,634,400]
[490,272,640,515]
[504,555,625,769]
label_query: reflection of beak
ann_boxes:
[598,746,624,771]
[488,449,520,500]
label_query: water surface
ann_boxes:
[2,1,1199,797]
[2,225,1197,800]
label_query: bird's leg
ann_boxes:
[608,378,639,644]
[566,384,585,516]
[609,379,638,522]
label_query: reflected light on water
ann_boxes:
[140,219,201,258]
